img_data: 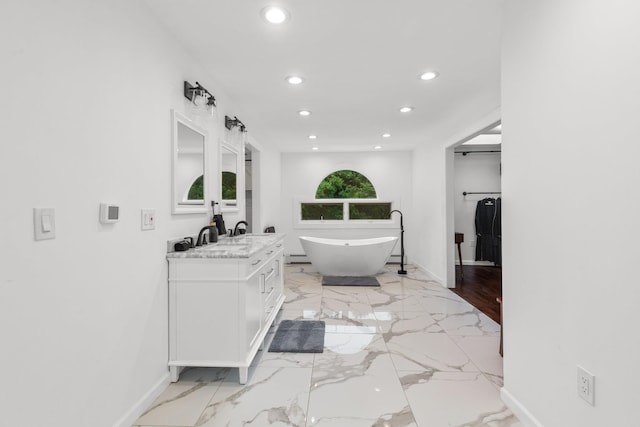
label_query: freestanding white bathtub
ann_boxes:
[299,236,399,276]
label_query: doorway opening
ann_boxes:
[244,142,261,233]
[245,146,253,233]
[446,121,502,323]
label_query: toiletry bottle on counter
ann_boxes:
[211,200,226,236]
[214,214,226,236]
[209,221,218,243]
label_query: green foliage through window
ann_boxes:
[188,175,204,200]
[349,203,391,220]
[301,203,343,220]
[222,171,237,200]
[301,170,392,222]
[315,170,376,199]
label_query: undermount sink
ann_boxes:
[232,234,273,241]
[200,244,249,251]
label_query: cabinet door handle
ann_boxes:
[264,287,275,303]
[264,268,276,283]
[252,259,262,266]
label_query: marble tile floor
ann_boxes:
[133,264,521,427]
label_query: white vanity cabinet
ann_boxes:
[167,235,285,384]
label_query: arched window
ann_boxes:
[187,175,204,200]
[300,169,391,221]
[221,171,237,200]
[315,170,376,199]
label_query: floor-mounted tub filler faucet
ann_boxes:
[390,210,407,275]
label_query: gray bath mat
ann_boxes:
[268,320,325,353]
[322,276,380,287]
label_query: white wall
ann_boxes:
[453,150,501,262]
[410,144,447,281]
[501,1,640,425]
[0,1,278,425]
[250,137,281,233]
[411,109,501,287]
[280,151,412,258]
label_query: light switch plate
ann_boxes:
[34,208,56,241]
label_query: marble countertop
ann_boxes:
[167,233,284,259]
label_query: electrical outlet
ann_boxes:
[141,209,156,231]
[577,366,595,405]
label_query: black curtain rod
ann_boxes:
[463,191,502,196]
[455,150,501,155]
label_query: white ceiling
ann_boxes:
[144,0,503,152]
[462,132,501,145]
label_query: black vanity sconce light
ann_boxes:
[184,81,216,108]
[225,115,247,132]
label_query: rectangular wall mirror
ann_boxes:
[220,142,240,212]
[172,110,208,214]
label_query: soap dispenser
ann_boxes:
[210,201,216,223]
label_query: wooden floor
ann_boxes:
[451,264,502,324]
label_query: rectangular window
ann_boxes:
[301,203,344,220]
[349,203,392,220]
[295,198,397,228]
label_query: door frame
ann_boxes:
[443,110,501,287]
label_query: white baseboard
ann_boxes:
[287,254,404,264]
[501,387,545,427]
[411,260,444,285]
[287,253,309,263]
[461,260,497,266]
[112,372,170,427]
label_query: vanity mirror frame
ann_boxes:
[220,141,242,212]
[172,109,209,215]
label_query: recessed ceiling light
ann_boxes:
[261,6,289,24]
[399,106,413,113]
[298,110,311,117]
[418,71,439,81]
[382,133,391,138]
[308,135,317,139]
[311,146,319,151]
[286,75,304,85]
[374,145,382,150]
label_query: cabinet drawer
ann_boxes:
[169,258,238,280]
[244,246,282,279]
[263,286,278,322]
[242,246,276,277]
[261,261,277,293]
[262,255,282,320]
[246,254,265,277]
